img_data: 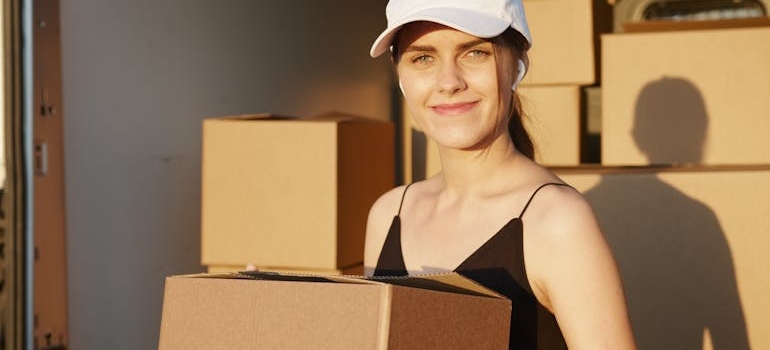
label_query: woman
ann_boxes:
[363,1,637,349]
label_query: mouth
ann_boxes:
[430,101,479,116]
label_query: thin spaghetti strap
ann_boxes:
[518,182,573,218]
[397,183,415,216]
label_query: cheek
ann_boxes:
[396,75,431,129]
[396,72,429,103]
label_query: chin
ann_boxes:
[434,134,493,151]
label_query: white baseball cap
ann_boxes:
[370,0,533,58]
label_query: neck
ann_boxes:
[435,134,521,195]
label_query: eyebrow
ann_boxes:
[402,38,491,55]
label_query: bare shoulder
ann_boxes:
[518,181,607,298]
[367,183,416,232]
[522,183,637,349]
[368,185,407,222]
[512,160,595,229]
[363,185,409,275]
[524,183,599,237]
[523,182,608,280]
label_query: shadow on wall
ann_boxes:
[583,78,751,349]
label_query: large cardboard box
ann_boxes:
[601,27,770,166]
[522,0,612,86]
[201,113,394,270]
[158,272,511,350]
[554,165,770,350]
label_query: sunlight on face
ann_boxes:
[395,22,513,151]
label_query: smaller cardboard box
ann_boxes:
[201,113,394,270]
[520,85,582,166]
[157,272,512,350]
[522,0,612,86]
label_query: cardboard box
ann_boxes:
[201,113,394,270]
[522,0,612,86]
[520,85,582,166]
[554,165,770,350]
[601,27,770,166]
[158,272,511,350]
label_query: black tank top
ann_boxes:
[374,183,570,350]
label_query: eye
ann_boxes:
[411,54,434,64]
[465,49,491,60]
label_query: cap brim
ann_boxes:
[370,8,510,57]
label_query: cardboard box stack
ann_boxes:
[403,0,613,181]
[200,112,394,274]
[556,8,770,349]
[160,112,530,348]
[520,0,613,166]
[158,272,512,350]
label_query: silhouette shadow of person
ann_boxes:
[581,77,751,349]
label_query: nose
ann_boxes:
[436,61,467,94]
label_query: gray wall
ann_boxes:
[59,1,391,349]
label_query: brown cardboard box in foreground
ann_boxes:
[158,272,511,350]
[601,26,770,166]
[201,113,394,270]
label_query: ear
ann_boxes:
[398,79,405,95]
[511,59,527,90]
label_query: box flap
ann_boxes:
[213,113,296,121]
[205,271,505,298]
[170,271,504,298]
[368,273,505,299]
[235,270,372,284]
[206,111,387,124]
[307,111,387,124]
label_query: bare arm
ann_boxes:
[526,187,637,350]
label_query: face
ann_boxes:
[395,22,516,151]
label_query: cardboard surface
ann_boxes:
[158,272,511,350]
[555,166,770,350]
[520,85,582,166]
[522,0,610,86]
[201,113,394,270]
[623,17,770,33]
[601,27,770,166]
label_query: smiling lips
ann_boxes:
[430,101,479,116]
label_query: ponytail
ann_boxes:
[508,93,535,160]
[496,28,535,160]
